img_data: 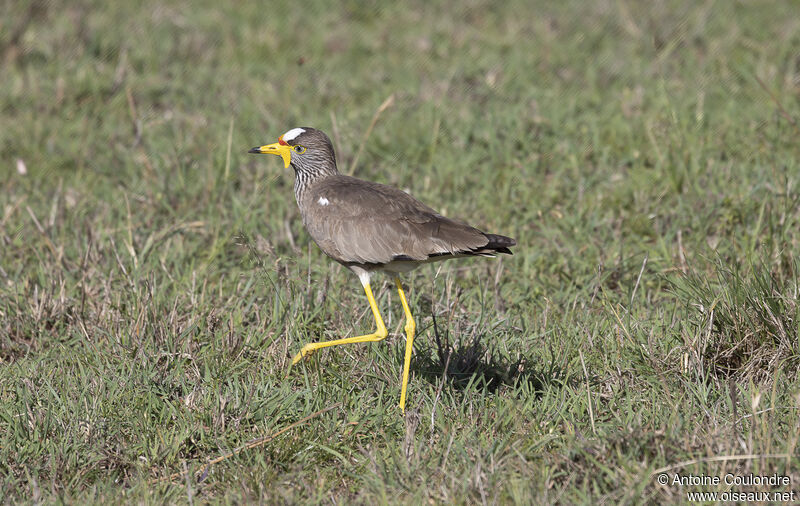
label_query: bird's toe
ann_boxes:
[291,345,316,365]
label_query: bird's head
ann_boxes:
[249,127,336,175]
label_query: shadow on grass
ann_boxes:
[409,314,574,396]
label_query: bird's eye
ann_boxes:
[294,145,306,154]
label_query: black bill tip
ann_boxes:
[248,147,262,154]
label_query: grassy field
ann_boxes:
[2,0,800,503]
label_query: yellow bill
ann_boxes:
[248,140,292,168]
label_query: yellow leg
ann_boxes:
[395,277,416,413]
[291,279,387,365]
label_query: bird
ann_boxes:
[249,127,515,413]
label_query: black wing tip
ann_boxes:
[387,234,516,263]
[484,233,516,251]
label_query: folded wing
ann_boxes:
[303,176,515,265]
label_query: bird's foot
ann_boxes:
[291,344,317,365]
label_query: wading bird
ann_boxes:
[249,127,515,412]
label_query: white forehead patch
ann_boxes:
[282,128,306,141]
[317,197,329,206]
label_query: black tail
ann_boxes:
[483,233,516,255]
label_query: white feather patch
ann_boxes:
[283,128,306,141]
[317,197,329,206]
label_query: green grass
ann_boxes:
[2,0,800,503]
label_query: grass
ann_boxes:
[1,0,799,503]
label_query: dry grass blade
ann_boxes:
[651,453,791,476]
[224,117,234,179]
[754,74,800,136]
[578,349,596,436]
[347,94,395,176]
[150,402,342,485]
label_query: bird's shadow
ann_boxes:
[407,314,575,396]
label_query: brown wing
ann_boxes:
[301,175,492,265]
